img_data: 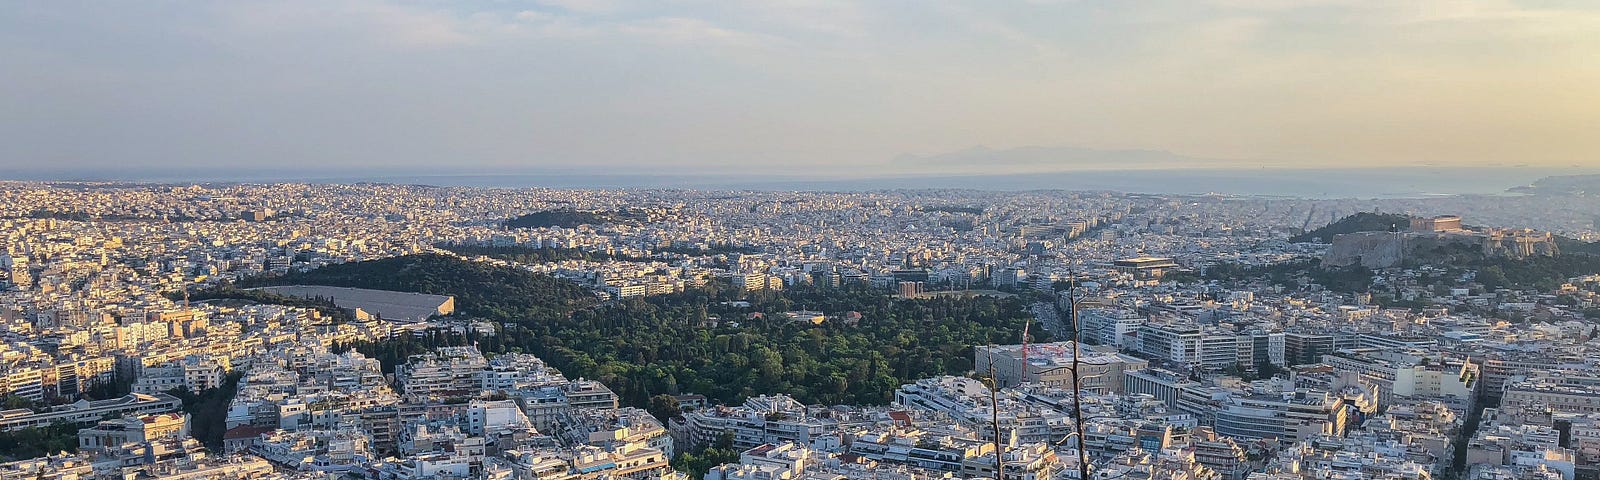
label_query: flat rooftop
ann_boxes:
[251,285,454,322]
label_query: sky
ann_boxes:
[1,0,1598,178]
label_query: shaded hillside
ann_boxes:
[1291,212,1412,243]
[502,209,648,229]
[436,243,660,263]
[239,254,598,320]
[1557,236,1600,256]
[167,286,354,323]
[1509,174,1600,196]
[1470,255,1600,291]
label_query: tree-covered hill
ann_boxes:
[502,209,648,229]
[239,253,599,320]
[436,243,659,264]
[1207,249,1600,294]
[1291,212,1412,243]
[271,254,1043,407]
[168,286,355,323]
[1556,236,1600,256]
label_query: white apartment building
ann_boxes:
[132,355,227,395]
[1211,378,1367,446]
[1078,308,1144,348]
[0,366,43,402]
[1138,322,1202,365]
[974,343,1148,393]
[398,346,487,397]
[1320,349,1477,411]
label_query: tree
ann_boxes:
[80,372,132,400]
[1257,361,1285,380]
[647,394,681,422]
[2,395,34,410]
[166,372,244,452]
[670,447,740,480]
[1223,364,1254,381]
[1478,266,1510,291]
[268,255,1044,409]
[0,422,78,461]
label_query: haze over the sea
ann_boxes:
[3,165,1587,200]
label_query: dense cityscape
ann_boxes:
[10,0,1600,477]
[2,182,1600,480]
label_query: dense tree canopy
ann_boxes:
[240,253,601,321]
[502,209,647,229]
[1470,255,1600,291]
[283,254,1043,408]
[1290,212,1411,243]
[436,244,660,264]
[1556,236,1600,256]
[487,283,1046,407]
[169,286,354,323]
[0,423,79,461]
[1205,250,1600,294]
[166,372,244,452]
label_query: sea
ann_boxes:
[3,166,1592,199]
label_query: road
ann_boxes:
[1030,302,1068,339]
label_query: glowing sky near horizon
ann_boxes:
[2,1,1597,175]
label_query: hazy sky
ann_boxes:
[2,0,1597,176]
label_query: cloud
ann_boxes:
[535,0,623,15]
[1,0,1597,175]
[614,17,787,48]
[219,0,480,49]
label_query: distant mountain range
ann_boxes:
[1509,174,1600,196]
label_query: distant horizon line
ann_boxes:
[0,164,1594,200]
[0,162,1591,182]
